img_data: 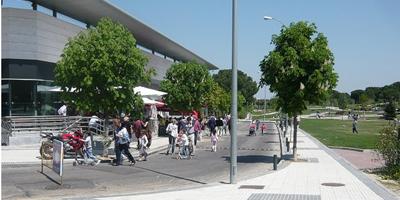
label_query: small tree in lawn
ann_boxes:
[260,21,338,159]
[160,62,213,113]
[384,101,397,120]
[55,18,153,140]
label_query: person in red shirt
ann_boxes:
[261,123,267,135]
[133,118,144,149]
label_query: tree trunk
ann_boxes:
[293,115,298,161]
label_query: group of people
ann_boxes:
[164,114,231,159]
[112,114,153,166]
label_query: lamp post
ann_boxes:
[230,0,238,184]
[263,16,286,27]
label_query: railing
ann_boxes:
[2,115,108,136]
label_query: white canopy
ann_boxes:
[142,97,164,105]
[134,86,167,99]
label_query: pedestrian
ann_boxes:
[186,117,196,156]
[208,114,216,136]
[166,118,178,155]
[143,117,152,148]
[216,117,223,136]
[58,102,67,116]
[122,115,132,148]
[82,132,101,165]
[352,119,358,134]
[256,119,260,131]
[222,117,228,136]
[227,114,231,135]
[113,118,136,166]
[133,118,144,149]
[211,132,218,152]
[138,131,149,161]
[193,116,201,145]
[177,130,189,159]
[261,123,267,135]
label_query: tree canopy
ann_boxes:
[160,62,213,112]
[212,69,258,104]
[259,21,338,117]
[55,18,153,116]
[259,21,338,159]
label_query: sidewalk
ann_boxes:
[94,129,399,200]
[1,136,170,165]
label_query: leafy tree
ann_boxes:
[350,90,365,104]
[55,18,153,130]
[160,62,213,113]
[205,82,231,115]
[259,21,338,159]
[212,69,258,104]
[384,101,397,120]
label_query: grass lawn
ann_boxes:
[300,119,390,149]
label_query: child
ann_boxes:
[81,132,101,165]
[139,131,148,161]
[261,123,267,135]
[211,133,218,152]
[177,130,189,159]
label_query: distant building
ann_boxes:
[2,0,217,116]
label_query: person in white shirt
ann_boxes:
[138,131,149,161]
[82,132,100,165]
[177,131,189,159]
[58,103,67,116]
[166,118,178,155]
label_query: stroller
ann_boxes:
[249,123,256,136]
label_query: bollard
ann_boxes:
[273,154,278,170]
[286,138,290,152]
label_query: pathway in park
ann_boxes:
[92,129,399,200]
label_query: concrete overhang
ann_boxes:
[26,0,218,70]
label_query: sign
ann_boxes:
[52,139,64,176]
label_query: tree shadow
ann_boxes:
[221,155,275,163]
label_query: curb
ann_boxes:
[328,146,365,152]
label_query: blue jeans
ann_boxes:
[84,147,97,162]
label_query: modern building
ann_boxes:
[1,0,217,116]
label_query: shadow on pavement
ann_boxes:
[134,166,207,185]
[222,155,274,163]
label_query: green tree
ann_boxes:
[351,90,365,104]
[160,62,213,112]
[384,101,397,120]
[55,18,153,127]
[212,69,258,104]
[259,21,338,159]
[205,82,231,116]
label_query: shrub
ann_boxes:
[376,125,400,180]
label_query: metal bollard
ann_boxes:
[273,154,278,170]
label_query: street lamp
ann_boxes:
[263,16,285,27]
[230,0,238,184]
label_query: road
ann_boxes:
[2,124,283,200]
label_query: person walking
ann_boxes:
[113,118,135,166]
[138,131,149,161]
[186,117,196,156]
[193,116,201,146]
[352,119,359,134]
[211,132,219,152]
[166,118,178,155]
[208,114,216,136]
[82,132,101,165]
[133,118,144,149]
[177,130,189,159]
[143,118,152,148]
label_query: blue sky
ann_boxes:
[4,0,400,99]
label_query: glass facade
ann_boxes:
[2,59,61,116]
[1,80,61,116]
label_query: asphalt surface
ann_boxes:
[2,124,283,200]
